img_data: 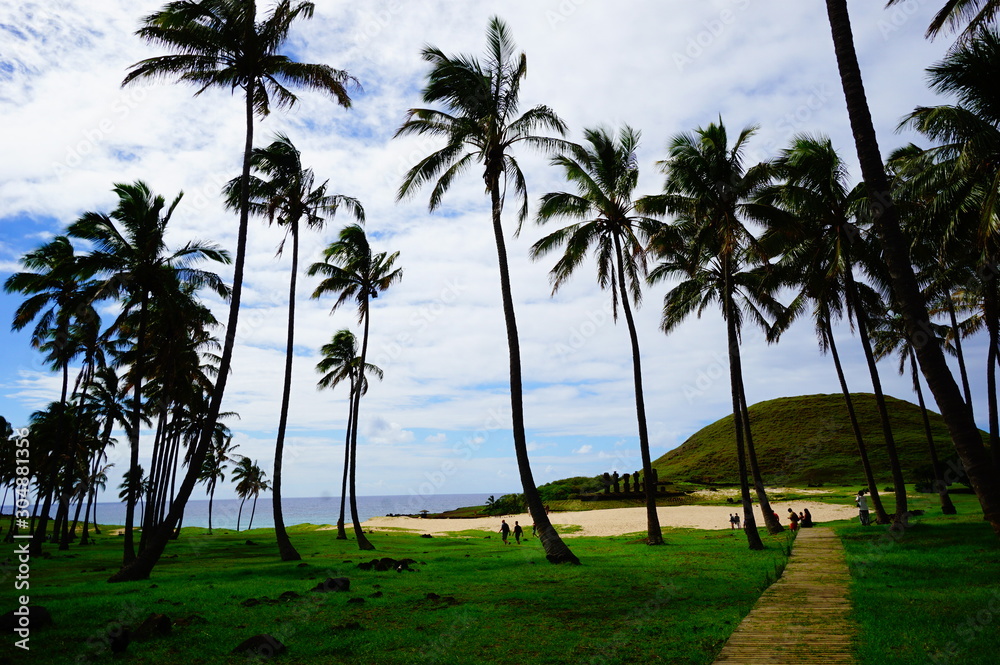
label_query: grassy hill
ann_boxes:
[652,393,981,486]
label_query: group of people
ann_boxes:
[498,519,527,545]
[729,507,814,530]
[786,507,814,530]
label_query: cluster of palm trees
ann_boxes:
[4,0,1000,581]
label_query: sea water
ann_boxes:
[6,493,497,531]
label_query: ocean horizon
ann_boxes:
[3,493,497,532]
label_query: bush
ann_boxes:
[537,476,605,502]
[483,493,526,516]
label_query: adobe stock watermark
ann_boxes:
[51,87,150,178]
[673,0,752,72]
[550,299,615,359]
[371,277,467,370]
[878,0,929,40]
[545,0,589,29]
[11,426,33,652]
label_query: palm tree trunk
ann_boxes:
[825,0,1000,538]
[123,294,149,565]
[68,491,86,545]
[853,300,909,527]
[946,295,975,417]
[237,497,246,532]
[611,233,663,545]
[208,483,215,535]
[724,262,764,550]
[29,479,56,555]
[985,273,1000,471]
[272,223,301,561]
[738,381,784,534]
[488,184,579,564]
[825,323,891,523]
[348,301,375,550]
[909,349,957,514]
[337,385,354,540]
[108,79,258,582]
[248,495,257,531]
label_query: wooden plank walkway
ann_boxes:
[713,527,855,665]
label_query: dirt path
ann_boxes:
[713,526,855,664]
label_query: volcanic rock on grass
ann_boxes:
[173,614,208,627]
[132,613,171,641]
[107,623,131,654]
[357,557,419,572]
[0,606,53,631]
[232,634,286,660]
[312,577,350,593]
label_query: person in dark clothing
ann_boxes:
[499,519,511,544]
[801,508,814,527]
[513,521,523,544]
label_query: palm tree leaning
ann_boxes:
[309,224,401,551]
[233,456,268,531]
[531,125,665,545]
[872,310,958,514]
[224,133,364,561]
[825,0,1000,536]
[199,427,238,535]
[394,16,579,564]
[69,181,230,565]
[316,329,383,540]
[114,0,355,582]
[642,121,783,546]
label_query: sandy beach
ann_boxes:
[361,500,858,537]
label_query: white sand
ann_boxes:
[361,500,858,537]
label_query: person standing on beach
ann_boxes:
[856,491,870,526]
[499,519,511,544]
[734,513,741,529]
[513,521,523,545]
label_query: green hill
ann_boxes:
[652,393,981,485]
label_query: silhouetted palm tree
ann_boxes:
[825,0,1000,536]
[114,0,355,581]
[643,121,781,548]
[309,224,401,551]
[531,125,665,545]
[886,0,999,40]
[316,329,383,540]
[395,17,578,564]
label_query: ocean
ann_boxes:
[5,493,496,531]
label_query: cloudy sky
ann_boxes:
[0,0,984,503]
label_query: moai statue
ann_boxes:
[650,467,659,493]
[602,472,612,494]
[612,471,621,493]
[632,471,641,493]
[622,473,630,494]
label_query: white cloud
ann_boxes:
[573,444,593,455]
[424,432,447,444]
[361,415,414,445]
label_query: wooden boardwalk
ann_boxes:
[713,527,855,665]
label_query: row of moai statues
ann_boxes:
[602,468,658,494]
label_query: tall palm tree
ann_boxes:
[900,30,1000,471]
[232,456,268,531]
[113,0,355,582]
[642,121,782,547]
[316,329,383,540]
[394,17,579,564]
[825,0,1000,536]
[223,133,363,561]
[309,224,401,551]
[886,0,999,40]
[759,135,894,524]
[872,310,958,514]
[530,125,665,545]
[69,181,229,566]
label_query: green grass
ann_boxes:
[835,510,1000,665]
[2,524,791,665]
[652,392,987,486]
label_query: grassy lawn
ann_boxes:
[1,524,791,665]
[835,496,1000,665]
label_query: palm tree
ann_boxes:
[199,426,238,535]
[825,0,1000,537]
[642,121,783,547]
[886,0,999,40]
[316,329,383,540]
[530,125,664,545]
[394,17,579,564]
[223,133,363,561]
[232,456,268,532]
[873,310,958,514]
[113,0,355,582]
[758,135,893,524]
[309,224,401,550]
[69,181,229,566]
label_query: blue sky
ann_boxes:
[0,1,985,502]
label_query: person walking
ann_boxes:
[734,512,741,529]
[787,508,800,531]
[513,521,523,545]
[856,491,870,526]
[499,519,511,544]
